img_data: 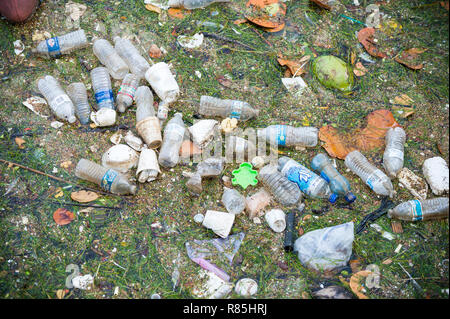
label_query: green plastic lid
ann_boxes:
[231,162,258,190]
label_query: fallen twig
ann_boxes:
[0,158,121,197]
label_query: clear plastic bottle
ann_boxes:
[168,0,230,9]
[32,29,88,58]
[388,197,449,221]
[199,96,259,121]
[383,127,406,178]
[258,164,302,206]
[345,150,395,198]
[75,159,137,195]
[92,38,129,80]
[135,86,155,121]
[117,73,140,113]
[257,125,318,148]
[278,156,335,203]
[37,75,76,123]
[90,67,115,110]
[221,187,246,214]
[311,153,356,203]
[159,113,186,168]
[157,100,169,125]
[66,82,91,125]
[114,36,151,79]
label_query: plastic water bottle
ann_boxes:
[221,187,246,214]
[388,197,449,221]
[92,38,129,80]
[258,164,302,206]
[168,0,230,9]
[311,153,356,203]
[383,127,406,178]
[278,156,335,203]
[90,67,115,110]
[114,37,151,79]
[75,159,137,195]
[345,150,395,198]
[117,73,139,113]
[135,86,155,121]
[159,113,186,168]
[66,82,91,125]
[32,29,88,58]
[37,75,76,123]
[257,125,318,148]
[199,96,259,121]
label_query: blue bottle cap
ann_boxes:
[329,193,338,204]
[344,192,356,203]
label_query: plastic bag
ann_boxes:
[294,222,354,272]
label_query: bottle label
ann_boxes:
[410,200,423,221]
[286,166,316,193]
[50,94,71,106]
[101,169,118,192]
[46,37,61,57]
[118,83,137,99]
[366,169,385,190]
[276,125,287,146]
[230,101,243,119]
[385,148,404,160]
[95,90,114,104]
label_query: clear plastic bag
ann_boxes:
[294,222,354,272]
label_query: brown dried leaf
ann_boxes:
[349,270,371,299]
[357,27,387,58]
[277,57,306,76]
[355,109,401,151]
[353,62,367,77]
[216,75,233,88]
[245,0,286,30]
[145,4,161,14]
[168,8,190,19]
[234,19,248,25]
[310,0,332,10]
[70,190,99,203]
[319,125,356,159]
[53,208,75,226]
[391,94,414,106]
[394,48,426,70]
[15,137,26,149]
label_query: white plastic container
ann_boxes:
[422,157,449,195]
[265,209,286,233]
[136,148,161,182]
[101,144,139,173]
[91,108,116,127]
[202,210,235,238]
[145,62,180,103]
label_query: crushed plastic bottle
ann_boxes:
[168,0,230,10]
[278,156,335,203]
[117,73,139,113]
[114,36,151,79]
[311,153,356,203]
[92,38,129,80]
[258,164,302,206]
[388,197,449,221]
[66,82,91,125]
[383,127,406,178]
[257,125,318,148]
[157,100,169,125]
[90,67,115,110]
[159,113,186,168]
[221,187,246,215]
[32,29,88,58]
[186,157,225,194]
[135,86,162,149]
[37,75,76,123]
[75,159,137,195]
[199,96,259,121]
[345,150,395,198]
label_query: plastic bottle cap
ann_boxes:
[344,192,356,203]
[328,193,338,204]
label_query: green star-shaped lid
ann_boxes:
[231,162,258,190]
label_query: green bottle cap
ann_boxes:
[231,162,258,190]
